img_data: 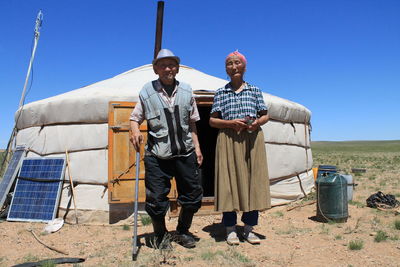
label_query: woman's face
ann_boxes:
[225,55,246,79]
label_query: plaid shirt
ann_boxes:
[210,82,267,120]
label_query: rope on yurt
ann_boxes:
[296,173,307,197]
[264,141,310,149]
[304,118,309,176]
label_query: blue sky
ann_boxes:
[1,0,399,147]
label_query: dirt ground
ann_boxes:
[1,147,400,267]
[1,197,399,266]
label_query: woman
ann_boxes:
[209,51,271,245]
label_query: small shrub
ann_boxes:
[394,220,400,230]
[272,211,284,217]
[122,225,130,231]
[372,216,381,227]
[303,191,316,201]
[23,254,39,262]
[231,250,250,263]
[140,215,152,226]
[41,260,56,267]
[348,200,365,208]
[320,224,330,234]
[348,240,364,250]
[334,234,343,240]
[201,250,223,261]
[327,220,337,225]
[374,230,388,242]
[201,251,213,261]
[389,235,399,241]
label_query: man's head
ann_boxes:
[153,49,180,85]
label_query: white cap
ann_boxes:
[152,49,180,65]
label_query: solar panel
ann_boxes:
[0,146,26,208]
[7,157,66,222]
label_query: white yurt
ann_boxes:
[14,64,314,223]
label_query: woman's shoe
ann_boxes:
[243,225,261,244]
[226,226,240,245]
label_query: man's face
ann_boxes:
[153,58,179,85]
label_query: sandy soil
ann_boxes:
[1,197,399,267]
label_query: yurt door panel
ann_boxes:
[108,101,178,203]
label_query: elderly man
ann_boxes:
[130,49,203,249]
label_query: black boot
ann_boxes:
[151,217,171,249]
[175,209,196,248]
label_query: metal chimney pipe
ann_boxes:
[153,1,164,59]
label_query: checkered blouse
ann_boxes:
[210,82,267,120]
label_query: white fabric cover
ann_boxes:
[262,121,310,147]
[266,144,312,179]
[16,124,108,154]
[13,64,313,221]
[59,184,108,211]
[270,171,315,205]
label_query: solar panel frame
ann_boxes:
[7,157,66,222]
[0,146,26,208]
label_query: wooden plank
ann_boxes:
[195,96,214,106]
[169,197,219,218]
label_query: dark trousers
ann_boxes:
[144,152,203,219]
[222,210,259,227]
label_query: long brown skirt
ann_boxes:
[214,128,271,212]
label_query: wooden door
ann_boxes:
[108,101,177,204]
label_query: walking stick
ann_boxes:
[132,151,140,261]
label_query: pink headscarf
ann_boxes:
[225,50,247,65]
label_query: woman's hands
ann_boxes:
[231,119,248,133]
[247,119,260,132]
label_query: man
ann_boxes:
[130,49,203,249]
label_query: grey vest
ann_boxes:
[140,80,195,159]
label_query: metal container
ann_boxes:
[316,173,348,222]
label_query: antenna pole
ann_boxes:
[153,1,164,59]
[18,10,43,108]
[1,11,43,174]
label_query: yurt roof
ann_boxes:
[16,64,311,129]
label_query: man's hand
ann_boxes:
[195,147,203,166]
[130,121,143,152]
